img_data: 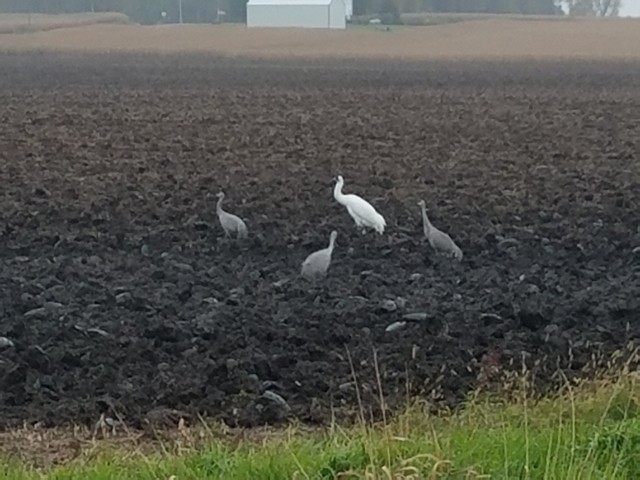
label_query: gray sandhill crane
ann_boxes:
[300,230,338,281]
[418,200,463,261]
[216,192,248,239]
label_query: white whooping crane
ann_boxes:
[333,175,386,234]
[418,200,463,261]
[216,192,248,239]
[301,230,338,281]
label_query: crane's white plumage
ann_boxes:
[216,192,248,239]
[301,230,337,281]
[333,175,386,234]
[418,200,462,261]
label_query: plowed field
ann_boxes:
[1,53,639,429]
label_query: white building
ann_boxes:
[247,0,347,29]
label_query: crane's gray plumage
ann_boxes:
[301,230,338,281]
[418,200,463,261]
[216,192,248,239]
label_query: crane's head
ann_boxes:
[216,191,225,199]
[330,230,338,242]
[417,199,426,208]
[335,175,344,184]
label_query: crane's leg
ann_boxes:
[348,207,365,234]
[351,214,365,235]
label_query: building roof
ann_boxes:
[248,0,333,5]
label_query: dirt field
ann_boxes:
[0,50,639,430]
[1,18,640,60]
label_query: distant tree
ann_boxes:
[520,0,559,14]
[225,0,248,22]
[379,0,400,22]
[593,0,621,15]
[562,0,621,16]
[564,0,594,15]
[424,0,560,14]
[0,0,566,18]
[485,0,510,13]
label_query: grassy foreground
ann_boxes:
[2,373,640,479]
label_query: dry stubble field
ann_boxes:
[0,23,640,432]
[1,18,640,60]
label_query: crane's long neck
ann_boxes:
[333,181,346,204]
[216,196,224,214]
[420,204,432,238]
[328,235,336,253]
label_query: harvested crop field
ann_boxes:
[1,19,640,60]
[0,52,639,430]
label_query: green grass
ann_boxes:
[3,373,640,479]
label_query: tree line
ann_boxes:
[0,1,217,23]
[0,0,621,24]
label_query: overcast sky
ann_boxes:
[620,1,640,16]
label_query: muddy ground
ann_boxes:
[0,53,639,429]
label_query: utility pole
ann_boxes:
[179,0,183,23]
